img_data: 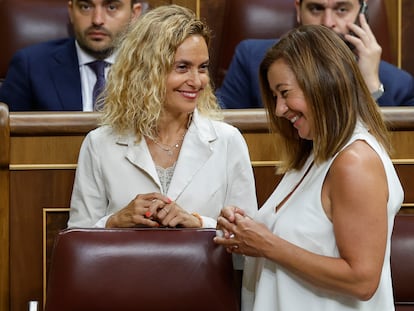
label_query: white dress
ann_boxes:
[242,123,403,311]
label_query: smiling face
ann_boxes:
[164,35,210,115]
[296,0,362,37]
[68,0,141,59]
[267,58,313,140]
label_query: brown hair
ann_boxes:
[259,24,390,172]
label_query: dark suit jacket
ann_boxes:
[0,38,83,111]
[217,39,414,108]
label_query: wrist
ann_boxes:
[106,214,117,228]
[191,212,203,228]
[371,83,384,101]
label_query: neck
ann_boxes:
[156,113,192,140]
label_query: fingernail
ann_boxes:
[145,211,152,218]
[167,197,172,203]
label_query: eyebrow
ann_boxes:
[174,59,210,66]
[305,0,354,8]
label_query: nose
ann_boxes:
[92,7,105,26]
[275,98,288,117]
[321,10,336,28]
[187,70,203,88]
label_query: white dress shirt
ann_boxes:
[75,41,116,111]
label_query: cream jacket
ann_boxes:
[68,110,257,228]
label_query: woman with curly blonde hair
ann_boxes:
[68,5,257,229]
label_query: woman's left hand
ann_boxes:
[214,213,275,257]
[154,200,202,228]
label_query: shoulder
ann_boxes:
[194,113,243,141]
[330,140,384,182]
[236,38,278,54]
[15,38,73,55]
[84,126,119,148]
[379,60,413,81]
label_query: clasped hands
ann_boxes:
[106,192,202,228]
[214,206,272,258]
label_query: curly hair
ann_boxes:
[259,25,390,172]
[100,5,221,140]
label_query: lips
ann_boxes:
[86,27,109,40]
[179,91,198,99]
[88,31,107,39]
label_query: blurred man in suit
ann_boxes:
[217,0,414,108]
[0,0,142,111]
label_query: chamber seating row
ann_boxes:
[0,0,399,89]
[1,104,414,310]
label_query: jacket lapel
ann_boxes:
[167,111,216,200]
[120,135,162,190]
[50,39,83,110]
[116,111,217,198]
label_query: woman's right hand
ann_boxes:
[216,206,246,238]
[106,193,171,228]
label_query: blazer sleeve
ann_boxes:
[216,40,262,109]
[224,128,258,218]
[68,132,109,228]
[378,61,414,106]
[0,50,34,111]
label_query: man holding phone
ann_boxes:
[217,0,414,108]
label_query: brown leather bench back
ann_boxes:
[0,0,150,80]
[210,0,392,88]
[391,214,414,311]
[45,227,239,311]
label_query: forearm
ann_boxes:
[264,235,380,300]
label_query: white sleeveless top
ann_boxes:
[242,123,403,311]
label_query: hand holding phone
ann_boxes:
[346,1,368,50]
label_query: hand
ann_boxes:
[214,212,275,257]
[154,201,202,228]
[216,206,246,238]
[106,192,170,228]
[345,13,382,92]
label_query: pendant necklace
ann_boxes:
[152,131,186,156]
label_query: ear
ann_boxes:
[131,2,143,21]
[295,0,301,24]
[67,1,74,24]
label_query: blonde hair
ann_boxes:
[100,5,221,140]
[259,25,390,172]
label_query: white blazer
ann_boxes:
[68,110,258,228]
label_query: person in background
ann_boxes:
[217,0,414,108]
[67,4,257,229]
[214,25,403,311]
[0,0,142,111]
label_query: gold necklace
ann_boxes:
[152,132,186,156]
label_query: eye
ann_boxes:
[280,90,289,98]
[175,64,188,72]
[107,3,119,11]
[78,2,91,11]
[308,4,324,14]
[335,5,350,15]
[199,63,209,73]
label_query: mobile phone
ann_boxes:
[355,1,368,26]
[345,1,368,50]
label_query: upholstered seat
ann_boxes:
[209,0,392,88]
[44,228,239,311]
[391,214,414,311]
[0,0,150,81]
